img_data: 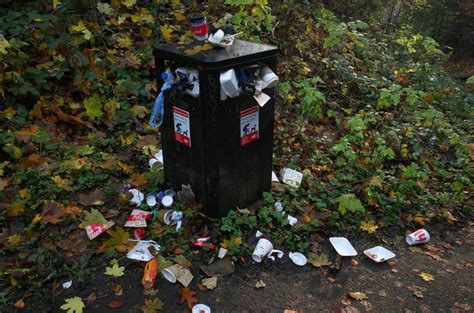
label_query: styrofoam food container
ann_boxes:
[364,246,395,263]
[289,252,307,266]
[220,69,239,98]
[329,237,357,256]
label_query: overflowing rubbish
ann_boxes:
[85,221,114,240]
[406,229,430,245]
[364,246,395,263]
[125,209,152,228]
[127,240,161,262]
[142,258,158,289]
[252,238,284,262]
[190,13,208,41]
[192,304,211,313]
[280,168,303,188]
[129,189,145,206]
[329,237,358,256]
[162,264,193,287]
[289,252,307,266]
[175,67,200,98]
[158,209,183,230]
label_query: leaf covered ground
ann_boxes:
[0,0,473,311]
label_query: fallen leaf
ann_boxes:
[179,287,197,309]
[341,306,360,313]
[175,255,192,268]
[202,277,217,290]
[442,210,457,224]
[419,272,434,282]
[255,279,266,288]
[414,216,426,226]
[114,284,123,296]
[105,264,125,277]
[360,219,378,233]
[14,299,25,309]
[349,292,368,301]
[108,299,123,308]
[413,290,424,298]
[196,283,207,291]
[60,297,85,313]
[79,209,107,228]
[86,292,96,305]
[141,298,164,313]
[40,201,65,224]
[308,253,332,267]
[160,24,173,41]
[104,227,130,252]
[409,246,423,253]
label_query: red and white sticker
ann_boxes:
[173,106,191,147]
[240,106,259,146]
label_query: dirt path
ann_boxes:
[44,221,473,312]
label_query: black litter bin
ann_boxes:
[154,40,278,217]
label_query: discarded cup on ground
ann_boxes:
[260,66,279,88]
[329,237,357,256]
[162,264,193,287]
[149,150,164,168]
[127,240,161,262]
[129,188,145,206]
[192,304,211,313]
[146,192,158,207]
[161,195,173,207]
[252,238,284,263]
[158,209,173,224]
[190,13,208,41]
[364,246,395,263]
[406,229,430,245]
[280,168,303,188]
[289,252,307,266]
[158,209,183,230]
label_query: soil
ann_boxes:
[31,219,473,313]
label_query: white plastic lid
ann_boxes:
[161,195,173,207]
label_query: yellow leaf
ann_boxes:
[130,105,148,118]
[442,210,457,225]
[105,263,125,277]
[349,292,368,301]
[97,2,114,16]
[116,34,133,49]
[360,219,378,233]
[52,175,72,190]
[9,201,25,217]
[120,134,135,145]
[414,216,426,226]
[60,297,85,313]
[172,11,186,21]
[0,178,8,191]
[31,214,42,225]
[368,176,382,188]
[142,144,157,157]
[52,0,62,9]
[0,161,8,176]
[184,43,213,56]
[0,34,11,55]
[7,234,21,246]
[419,272,434,282]
[19,189,30,199]
[160,24,173,41]
[117,160,134,174]
[1,107,16,119]
[69,21,93,41]
[122,0,136,8]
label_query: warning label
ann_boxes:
[173,106,191,147]
[240,106,259,146]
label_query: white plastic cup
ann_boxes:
[406,229,430,245]
[252,238,283,262]
[161,195,173,208]
[260,66,279,88]
[162,267,177,283]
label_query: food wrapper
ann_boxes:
[142,258,158,289]
[125,209,152,228]
[85,221,115,240]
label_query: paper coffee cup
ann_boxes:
[252,238,283,262]
[158,209,173,224]
[260,66,279,88]
[162,266,177,283]
[406,229,430,245]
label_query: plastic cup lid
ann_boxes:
[289,252,307,266]
[192,304,211,313]
[161,195,173,207]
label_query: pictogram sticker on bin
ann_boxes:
[240,106,259,146]
[173,106,191,147]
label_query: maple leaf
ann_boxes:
[52,175,72,190]
[419,272,434,282]
[97,2,114,16]
[131,105,148,118]
[179,288,197,309]
[414,216,426,226]
[105,264,125,277]
[337,194,365,215]
[349,292,368,301]
[0,34,10,55]
[308,253,332,267]
[117,34,133,49]
[83,95,103,120]
[160,24,173,41]
[60,297,85,313]
[79,209,107,228]
[360,219,378,233]
[104,227,129,251]
[141,298,164,313]
[172,11,186,21]
[69,21,92,41]
[7,234,22,246]
[40,201,65,224]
